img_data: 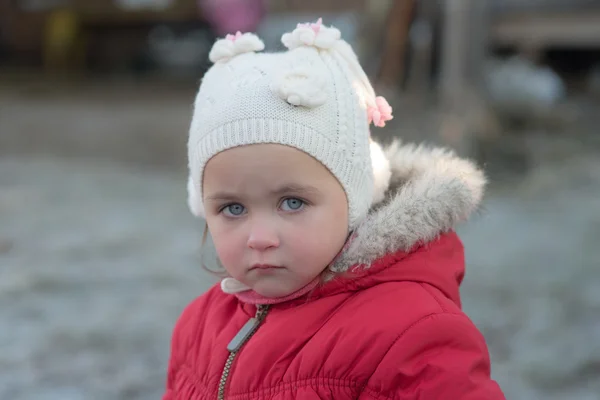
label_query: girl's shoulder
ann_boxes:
[176,282,232,323]
[331,279,465,337]
[168,283,235,357]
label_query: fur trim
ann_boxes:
[330,140,486,272]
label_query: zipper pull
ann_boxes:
[227,305,269,352]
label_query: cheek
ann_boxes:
[288,217,346,263]
[205,219,245,270]
[212,237,237,263]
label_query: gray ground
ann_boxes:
[1,78,599,399]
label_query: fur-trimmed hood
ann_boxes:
[331,140,486,273]
[221,139,486,306]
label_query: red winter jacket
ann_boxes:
[164,143,506,399]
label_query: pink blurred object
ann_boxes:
[198,0,266,36]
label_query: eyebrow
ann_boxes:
[271,184,322,197]
[205,184,322,201]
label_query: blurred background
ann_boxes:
[1,0,600,398]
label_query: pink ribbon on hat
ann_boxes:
[367,96,393,128]
[297,17,323,34]
[226,31,243,42]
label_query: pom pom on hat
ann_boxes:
[209,31,265,63]
[270,65,328,108]
[281,18,341,50]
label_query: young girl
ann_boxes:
[164,19,506,400]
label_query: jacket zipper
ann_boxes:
[217,304,270,400]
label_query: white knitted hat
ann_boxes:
[187,19,393,229]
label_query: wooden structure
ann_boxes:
[1,0,370,70]
[376,0,417,88]
[266,0,365,13]
[491,11,600,61]
[0,0,201,69]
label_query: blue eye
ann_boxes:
[281,198,304,211]
[222,203,246,216]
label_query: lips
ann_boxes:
[250,264,284,270]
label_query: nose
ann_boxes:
[247,220,280,251]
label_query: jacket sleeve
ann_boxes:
[162,294,208,400]
[162,309,186,400]
[362,313,506,400]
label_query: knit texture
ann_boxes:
[187,21,392,229]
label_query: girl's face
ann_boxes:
[203,144,349,298]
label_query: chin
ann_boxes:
[252,284,296,298]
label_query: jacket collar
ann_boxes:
[330,140,486,273]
